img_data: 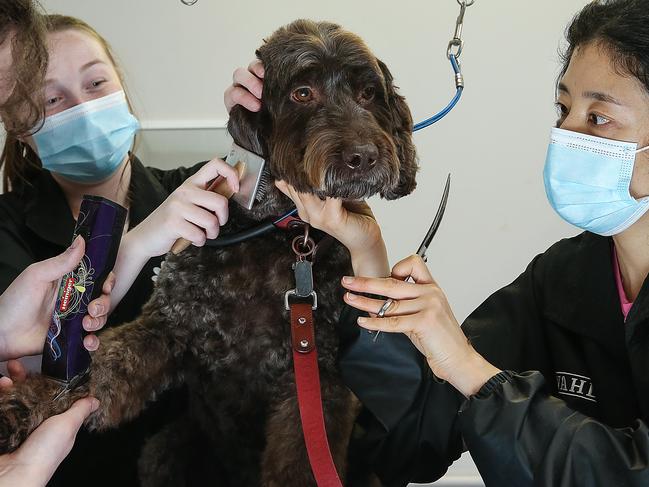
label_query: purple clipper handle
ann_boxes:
[41,195,127,384]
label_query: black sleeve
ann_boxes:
[0,210,36,293]
[462,255,551,375]
[146,160,209,194]
[337,303,466,487]
[343,256,551,486]
[459,370,649,487]
[337,303,434,431]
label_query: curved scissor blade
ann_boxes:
[416,173,451,259]
[372,174,451,344]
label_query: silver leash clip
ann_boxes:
[447,0,475,60]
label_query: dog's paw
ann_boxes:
[0,392,33,453]
[0,374,77,453]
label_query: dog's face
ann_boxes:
[228,19,417,206]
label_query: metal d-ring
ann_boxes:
[291,223,315,259]
[291,234,315,259]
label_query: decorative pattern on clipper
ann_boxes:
[47,254,94,360]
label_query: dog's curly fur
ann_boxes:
[0,19,417,486]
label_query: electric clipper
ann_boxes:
[41,195,127,386]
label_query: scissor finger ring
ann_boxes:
[377,298,395,318]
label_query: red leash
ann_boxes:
[290,303,342,486]
[285,229,343,486]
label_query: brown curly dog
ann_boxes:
[0,19,417,486]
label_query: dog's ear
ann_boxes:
[227,104,268,158]
[376,59,418,200]
[227,49,272,158]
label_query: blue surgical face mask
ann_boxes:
[33,90,140,184]
[543,127,649,236]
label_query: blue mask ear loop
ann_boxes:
[413,54,463,131]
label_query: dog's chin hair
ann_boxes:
[314,185,380,201]
[318,166,396,200]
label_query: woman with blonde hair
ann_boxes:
[0,13,239,486]
[0,4,113,487]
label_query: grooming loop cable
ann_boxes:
[413,0,475,131]
[180,0,475,131]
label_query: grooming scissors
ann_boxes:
[373,173,451,341]
[416,173,451,261]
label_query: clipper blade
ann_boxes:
[226,143,266,210]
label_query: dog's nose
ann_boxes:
[343,143,378,170]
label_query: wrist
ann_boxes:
[0,454,42,487]
[349,236,389,277]
[0,290,13,360]
[0,334,7,362]
[109,230,152,313]
[0,454,14,478]
[434,350,501,398]
[119,229,152,264]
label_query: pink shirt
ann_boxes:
[612,246,634,321]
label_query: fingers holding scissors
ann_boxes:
[342,257,434,296]
[341,256,476,384]
[341,256,439,321]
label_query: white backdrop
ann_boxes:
[32,0,590,484]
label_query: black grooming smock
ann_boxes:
[338,231,649,486]
[0,157,206,487]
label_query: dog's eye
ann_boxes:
[358,86,376,105]
[291,87,314,103]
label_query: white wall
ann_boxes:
[35,1,591,485]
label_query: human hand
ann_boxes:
[123,157,240,259]
[341,255,500,397]
[0,236,114,363]
[0,360,25,390]
[224,59,264,113]
[81,270,115,352]
[0,397,99,487]
[275,180,389,277]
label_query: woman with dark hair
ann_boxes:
[337,0,649,485]
[227,0,649,485]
